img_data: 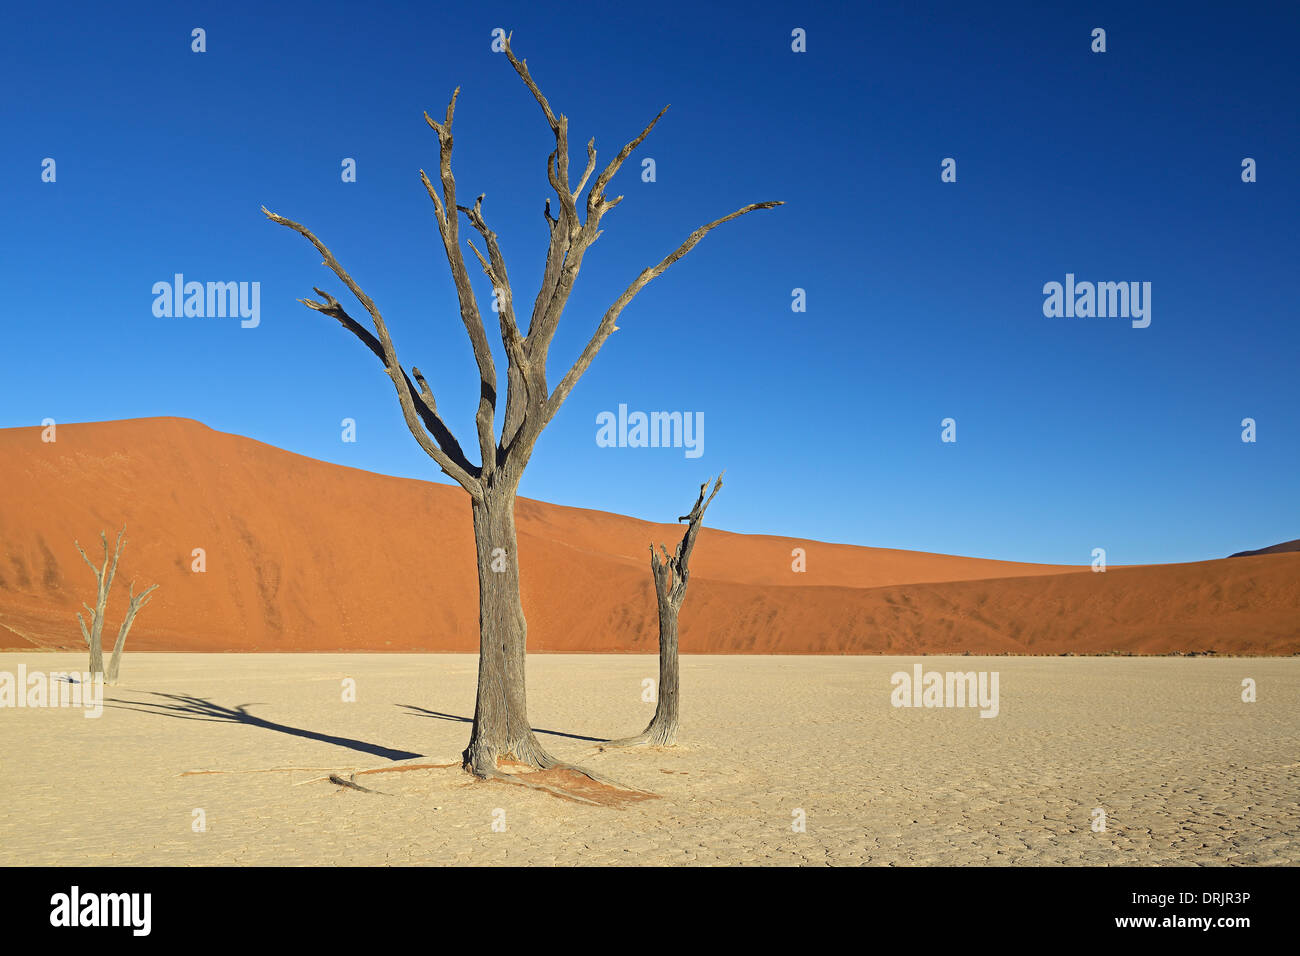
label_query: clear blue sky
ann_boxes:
[3,0,1296,565]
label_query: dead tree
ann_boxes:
[75,529,123,675]
[264,34,780,780]
[604,474,723,748]
[75,528,158,684]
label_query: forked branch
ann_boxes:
[545,202,783,423]
[657,472,724,603]
[261,207,483,500]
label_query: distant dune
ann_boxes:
[1230,539,1300,558]
[0,418,1296,655]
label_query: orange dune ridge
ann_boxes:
[0,418,1295,655]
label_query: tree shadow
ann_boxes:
[397,703,604,743]
[108,692,421,761]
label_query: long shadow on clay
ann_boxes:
[108,691,421,761]
[398,703,604,743]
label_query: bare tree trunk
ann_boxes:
[604,474,723,749]
[85,568,110,676]
[644,585,681,745]
[105,582,159,685]
[462,482,557,775]
[88,630,104,676]
[105,645,122,684]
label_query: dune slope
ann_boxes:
[0,418,1295,654]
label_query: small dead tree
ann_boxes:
[75,529,122,675]
[605,473,723,748]
[75,528,158,684]
[264,34,779,780]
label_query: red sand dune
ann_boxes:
[0,418,1295,655]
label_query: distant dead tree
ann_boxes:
[264,34,779,781]
[604,474,722,749]
[75,528,158,685]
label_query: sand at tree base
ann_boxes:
[1,653,1295,866]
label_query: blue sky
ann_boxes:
[3,0,1296,565]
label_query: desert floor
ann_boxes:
[1,653,1295,866]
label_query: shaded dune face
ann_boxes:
[0,417,1296,655]
[1230,539,1300,558]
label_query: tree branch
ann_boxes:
[575,138,597,198]
[654,473,723,605]
[102,528,124,596]
[421,90,499,478]
[523,99,671,365]
[457,195,535,457]
[502,34,574,219]
[586,105,670,222]
[456,195,525,360]
[299,287,474,472]
[112,582,159,653]
[74,540,101,583]
[261,207,483,500]
[501,34,590,370]
[675,472,723,571]
[546,201,783,421]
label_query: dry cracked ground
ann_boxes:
[1,653,1295,866]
